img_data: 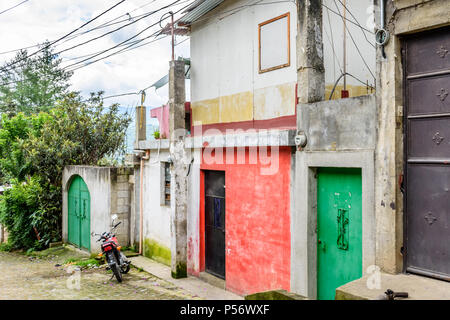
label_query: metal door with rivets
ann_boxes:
[68,176,90,251]
[317,168,362,300]
[404,27,450,280]
[204,170,225,279]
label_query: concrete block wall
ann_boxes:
[110,167,133,247]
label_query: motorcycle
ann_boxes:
[93,214,130,282]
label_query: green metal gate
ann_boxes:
[317,168,362,300]
[68,176,90,251]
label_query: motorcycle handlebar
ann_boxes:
[112,221,121,229]
[94,220,122,241]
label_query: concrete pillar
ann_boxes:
[296,0,325,103]
[168,59,188,278]
[169,60,186,137]
[134,105,146,149]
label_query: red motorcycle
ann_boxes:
[93,216,130,282]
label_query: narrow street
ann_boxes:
[0,251,201,300]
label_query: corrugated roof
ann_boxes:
[178,0,225,25]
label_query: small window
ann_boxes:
[160,162,171,206]
[258,12,290,73]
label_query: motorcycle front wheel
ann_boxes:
[107,253,122,283]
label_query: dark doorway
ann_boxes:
[204,170,225,279]
[404,26,450,281]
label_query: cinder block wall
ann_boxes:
[110,167,133,246]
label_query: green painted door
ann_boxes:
[68,176,90,251]
[317,168,362,300]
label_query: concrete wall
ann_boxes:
[139,149,172,266]
[292,94,376,298]
[0,224,5,243]
[299,94,376,151]
[62,166,133,253]
[190,0,298,126]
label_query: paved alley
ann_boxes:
[0,251,201,300]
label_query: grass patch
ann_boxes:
[0,242,12,252]
[64,257,101,269]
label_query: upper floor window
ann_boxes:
[258,12,291,73]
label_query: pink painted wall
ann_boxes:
[150,102,192,139]
[150,104,170,139]
[195,147,291,296]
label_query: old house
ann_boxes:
[128,0,450,300]
[131,0,377,299]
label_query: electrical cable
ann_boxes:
[63,1,191,72]
[0,1,160,55]
[332,0,375,82]
[321,3,374,34]
[328,72,375,100]
[61,0,185,71]
[0,0,28,16]
[335,0,375,49]
[0,0,126,73]
[53,1,190,57]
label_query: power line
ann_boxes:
[335,0,375,49]
[66,33,169,72]
[0,0,28,16]
[332,0,375,82]
[321,3,374,35]
[53,7,164,57]
[0,0,126,73]
[0,1,160,56]
[57,0,190,61]
[62,0,190,72]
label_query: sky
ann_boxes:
[0,0,192,146]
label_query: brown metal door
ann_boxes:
[404,27,450,281]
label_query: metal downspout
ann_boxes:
[380,0,387,58]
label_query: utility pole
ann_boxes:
[297,0,325,103]
[168,13,188,278]
[343,0,347,92]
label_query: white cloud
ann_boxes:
[0,0,191,110]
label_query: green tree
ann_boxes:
[0,112,48,183]
[25,92,131,186]
[0,92,131,250]
[0,42,73,116]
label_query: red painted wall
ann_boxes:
[199,147,291,296]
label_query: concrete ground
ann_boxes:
[0,250,200,300]
[336,272,450,300]
[129,256,243,300]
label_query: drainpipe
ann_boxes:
[139,150,150,255]
[375,0,389,59]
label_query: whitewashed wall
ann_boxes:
[190,0,298,121]
[141,150,171,255]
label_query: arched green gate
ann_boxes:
[68,176,90,251]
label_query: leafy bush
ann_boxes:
[0,177,42,250]
[0,242,12,252]
[0,177,62,250]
